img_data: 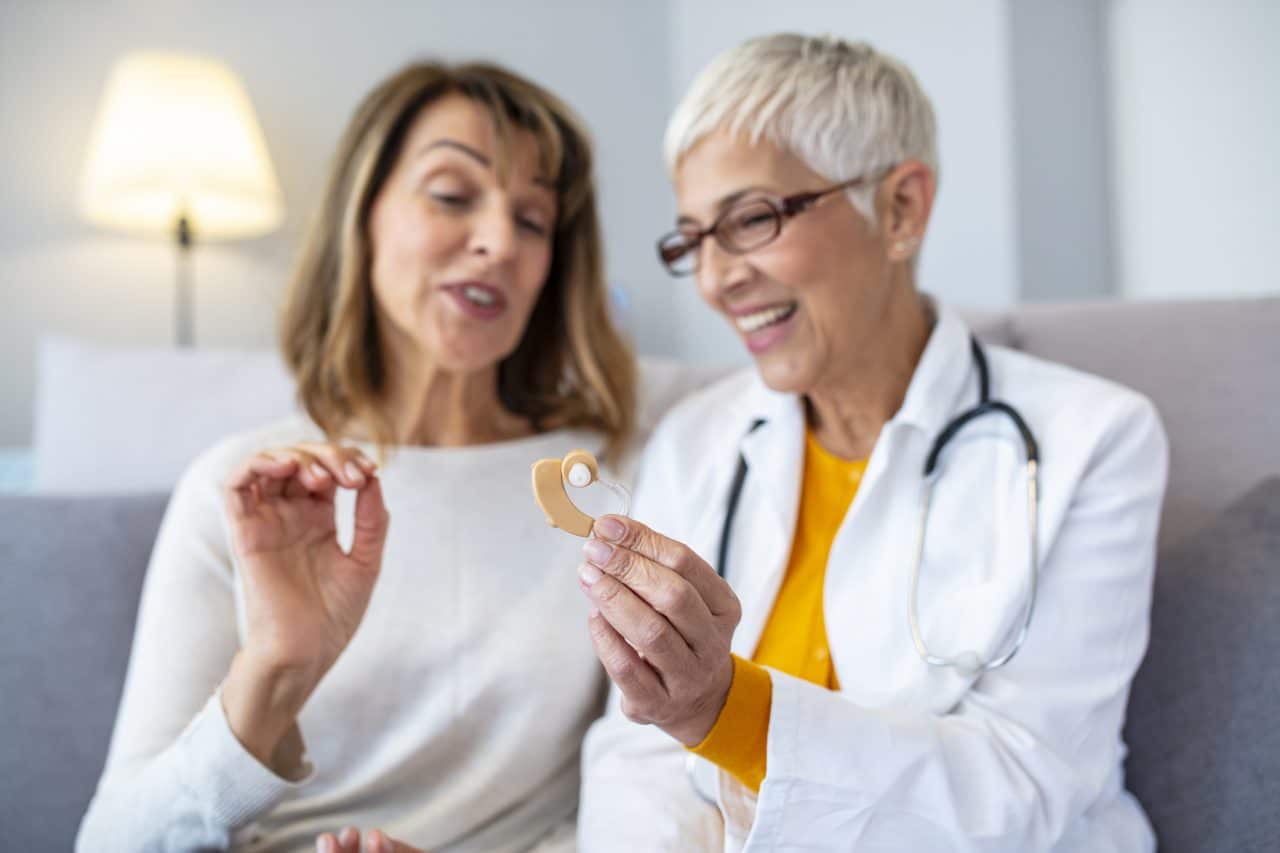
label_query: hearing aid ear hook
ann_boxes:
[530,449,631,538]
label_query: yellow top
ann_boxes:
[689,430,865,791]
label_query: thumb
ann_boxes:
[349,475,390,569]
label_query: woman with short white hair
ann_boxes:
[576,34,1166,851]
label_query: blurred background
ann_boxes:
[1,0,1277,450]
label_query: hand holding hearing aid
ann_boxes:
[530,449,630,537]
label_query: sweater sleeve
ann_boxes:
[687,655,772,792]
[76,443,310,852]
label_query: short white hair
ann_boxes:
[665,33,939,225]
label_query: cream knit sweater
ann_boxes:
[77,416,620,852]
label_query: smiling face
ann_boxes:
[674,129,906,396]
[367,93,558,374]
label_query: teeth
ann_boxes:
[463,285,496,306]
[735,303,796,333]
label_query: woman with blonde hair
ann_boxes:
[78,60,634,852]
[577,34,1165,851]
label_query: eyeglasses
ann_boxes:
[656,169,889,277]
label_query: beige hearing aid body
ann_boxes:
[530,449,606,537]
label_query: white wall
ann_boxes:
[665,0,1020,363]
[1009,0,1115,302]
[0,0,673,445]
[9,1,1269,445]
[1108,0,1280,300]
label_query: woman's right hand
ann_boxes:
[317,827,426,853]
[220,443,390,768]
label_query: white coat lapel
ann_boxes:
[726,388,806,657]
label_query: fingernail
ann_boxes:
[311,464,329,480]
[356,452,377,471]
[317,836,335,853]
[582,538,613,566]
[578,561,603,585]
[339,826,359,846]
[344,462,366,484]
[595,516,625,542]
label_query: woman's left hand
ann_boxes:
[316,826,426,853]
[578,515,742,747]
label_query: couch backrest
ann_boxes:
[0,493,167,850]
[971,296,1280,551]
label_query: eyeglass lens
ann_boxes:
[659,198,784,275]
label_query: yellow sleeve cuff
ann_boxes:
[687,654,772,793]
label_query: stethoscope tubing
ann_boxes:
[715,336,1041,674]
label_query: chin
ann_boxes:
[441,334,523,373]
[753,352,816,396]
[438,347,507,374]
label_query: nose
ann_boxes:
[695,237,750,304]
[468,201,518,265]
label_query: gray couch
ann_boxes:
[3,297,1278,851]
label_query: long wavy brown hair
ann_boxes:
[280,61,635,459]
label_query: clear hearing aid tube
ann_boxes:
[563,457,631,518]
[563,450,632,517]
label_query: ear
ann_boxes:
[879,160,936,262]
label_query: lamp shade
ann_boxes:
[79,52,283,240]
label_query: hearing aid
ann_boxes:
[530,449,631,537]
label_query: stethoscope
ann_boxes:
[715,336,1041,676]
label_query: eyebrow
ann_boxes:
[417,139,489,165]
[417,138,557,191]
[676,185,771,226]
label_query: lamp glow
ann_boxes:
[79,52,283,240]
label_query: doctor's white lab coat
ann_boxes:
[579,307,1168,853]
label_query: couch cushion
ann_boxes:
[0,492,169,849]
[1124,477,1280,852]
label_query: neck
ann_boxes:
[376,331,533,448]
[804,284,933,460]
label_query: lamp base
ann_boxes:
[175,214,193,348]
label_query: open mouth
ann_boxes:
[443,282,507,319]
[734,302,798,334]
[461,284,500,307]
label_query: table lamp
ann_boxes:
[78,52,284,347]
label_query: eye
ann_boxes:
[514,208,550,239]
[733,209,774,230]
[423,172,477,210]
[429,192,471,209]
[516,211,551,237]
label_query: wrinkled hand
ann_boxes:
[577,515,741,746]
[221,442,390,765]
[316,826,426,853]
